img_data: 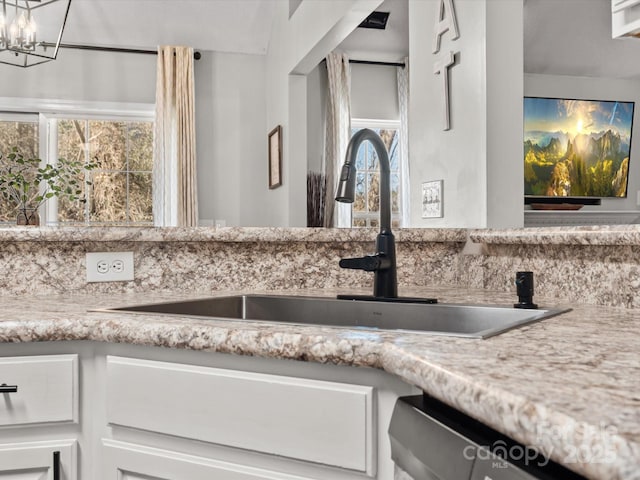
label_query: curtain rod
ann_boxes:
[41,42,202,60]
[321,58,405,68]
[349,59,405,68]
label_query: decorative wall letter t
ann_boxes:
[434,51,455,131]
[432,0,459,54]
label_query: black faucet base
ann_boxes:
[337,294,438,304]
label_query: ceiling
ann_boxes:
[524,0,640,79]
[60,0,408,60]
[62,0,277,55]
[338,0,409,63]
[55,0,640,79]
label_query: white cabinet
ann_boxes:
[106,356,376,475]
[0,440,77,480]
[0,354,79,480]
[102,439,315,480]
[0,344,412,480]
[0,355,78,427]
[612,0,640,37]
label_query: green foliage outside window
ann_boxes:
[0,147,96,223]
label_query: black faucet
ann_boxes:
[335,129,397,299]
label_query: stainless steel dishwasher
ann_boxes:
[389,394,587,480]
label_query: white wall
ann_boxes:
[265,0,383,227]
[194,52,266,227]
[0,48,156,103]
[306,63,327,174]
[351,63,399,120]
[486,0,524,228]
[408,0,522,228]
[409,0,486,228]
[525,73,640,213]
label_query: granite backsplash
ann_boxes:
[2,225,640,308]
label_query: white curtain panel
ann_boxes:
[154,46,198,227]
[397,58,411,227]
[323,51,352,228]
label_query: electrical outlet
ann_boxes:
[86,252,134,282]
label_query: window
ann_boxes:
[0,114,39,222]
[54,119,153,225]
[0,101,154,226]
[350,120,402,228]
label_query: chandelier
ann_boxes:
[0,0,71,67]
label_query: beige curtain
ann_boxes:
[154,45,198,227]
[323,51,351,228]
[397,57,411,227]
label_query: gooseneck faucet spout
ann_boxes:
[335,128,397,298]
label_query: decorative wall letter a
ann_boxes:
[432,0,459,54]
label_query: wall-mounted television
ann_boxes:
[524,97,635,202]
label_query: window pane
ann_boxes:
[0,120,39,222]
[367,143,379,170]
[128,122,153,171]
[391,173,400,213]
[90,172,128,222]
[385,130,399,170]
[57,120,86,223]
[356,143,366,170]
[0,121,38,159]
[353,218,366,227]
[90,121,127,171]
[58,119,86,164]
[128,172,153,222]
[354,172,366,213]
[367,173,380,212]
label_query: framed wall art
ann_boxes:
[268,125,282,189]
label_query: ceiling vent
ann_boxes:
[358,11,390,30]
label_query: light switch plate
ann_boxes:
[86,252,134,282]
[422,180,444,218]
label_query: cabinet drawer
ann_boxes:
[106,356,375,474]
[0,354,78,427]
[0,439,77,480]
[102,439,315,480]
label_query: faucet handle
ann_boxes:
[339,255,390,272]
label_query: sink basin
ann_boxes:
[97,295,569,339]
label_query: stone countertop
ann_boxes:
[0,287,637,480]
[0,226,468,243]
[471,224,640,245]
[6,224,640,246]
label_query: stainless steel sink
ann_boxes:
[97,295,570,339]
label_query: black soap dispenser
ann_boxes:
[514,271,538,309]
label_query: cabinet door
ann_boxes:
[102,439,315,480]
[0,440,76,480]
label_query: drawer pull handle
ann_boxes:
[53,450,60,480]
[0,383,17,393]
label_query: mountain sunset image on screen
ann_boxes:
[524,97,634,198]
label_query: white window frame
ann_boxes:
[0,98,154,226]
[350,118,403,228]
